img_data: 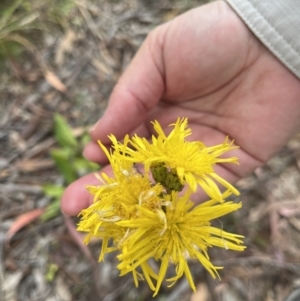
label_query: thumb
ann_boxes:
[84,26,167,162]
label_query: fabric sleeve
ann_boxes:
[224,0,300,79]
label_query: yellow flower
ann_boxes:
[116,189,245,296]
[77,118,245,296]
[108,118,239,200]
[77,144,165,261]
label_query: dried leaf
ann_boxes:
[56,275,72,301]
[163,9,180,22]
[17,12,39,28]
[3,270,24,292]
[44,70,67,93]
[0,169,10,180]
[15,158,54,172]
[9,130,27,151]
[24,138,55,159]
[55,29,77,66]
[3,33,36,52]
[6,208,44,243]
[21,115,42,139]
[91,57,112,76]
[288,217,300,232]
[0,183,42,194]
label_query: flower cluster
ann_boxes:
[77,118,245,296]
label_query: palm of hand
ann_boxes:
[129,1,300,181]
[62,1,300,215]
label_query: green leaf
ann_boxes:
[0,0,24,30]
[86,160,100,172]
[42,184,64,198]
[80,132,91,147]
[54,114,78,149]
[45,263,59,282]
[41,185,64,221]
[40,198,61,221]
[0,40,22,60]
[50,148,77,184]
[72,158,98,175]
[0,12,39,38]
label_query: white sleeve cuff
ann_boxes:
[225,0,300,79]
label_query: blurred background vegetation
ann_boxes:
[0,0,76,62]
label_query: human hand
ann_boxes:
[61,0,300,215]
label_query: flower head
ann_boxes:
[109,118,239,200]
[77,118,245,296]
[77,155,164,260]
[116,189,245,296]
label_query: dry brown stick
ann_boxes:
[166,279,190,301]
[213,256,300,275]
[63,215,96,265]
[8,125,92,163]
[268,195,280,244]
[0,242,4,301]
[203,269,220,301]
[77,1,104,41]
[23,138,56,159]
[101,278,132,301]
[257,199,300,220]
[0,184,42,194]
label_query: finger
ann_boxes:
[61,165,113,216]
[88,25,168,146]
[83,141,108,164]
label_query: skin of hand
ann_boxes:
[61,0,300,216]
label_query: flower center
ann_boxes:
[150,162,184,193]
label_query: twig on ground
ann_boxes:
[166,279,190,301]
[63,214,96,265]
[213,256,300,276]
[0,184,42,194]
[101,278,132,301]
[268,195,280,247]
[0,242,4,301]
